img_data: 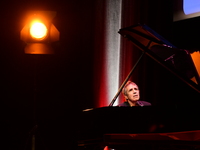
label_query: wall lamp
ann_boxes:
[20,11,60,54]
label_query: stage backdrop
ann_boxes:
[92,0,177,108]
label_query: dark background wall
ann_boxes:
[0,0,97,149]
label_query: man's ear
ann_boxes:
[124,95,128,100]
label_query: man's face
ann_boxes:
[124,83,140,102]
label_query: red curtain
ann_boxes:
[92,0,174,108]
[119,0,174,105]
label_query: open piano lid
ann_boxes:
[118,23,200,93]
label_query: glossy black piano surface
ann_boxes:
[118,24,200,93]
[78,106,200,141]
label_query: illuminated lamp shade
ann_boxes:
[20,11,60,54]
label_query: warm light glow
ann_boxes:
[20,11,60,54]
[30,21,48,40]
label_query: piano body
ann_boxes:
[78,106,200,150]
[78,24,200,150]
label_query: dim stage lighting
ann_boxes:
[20,11,60,54]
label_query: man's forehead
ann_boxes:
[127,83,138,88]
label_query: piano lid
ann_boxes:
[118,24,200,93]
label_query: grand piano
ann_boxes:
[77,24,200,150]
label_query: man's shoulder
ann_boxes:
[118,101,130,107]
[118,101,151,107]
[138,100,152,106]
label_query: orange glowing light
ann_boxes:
[20,11,60,54]
[30,21,48,40]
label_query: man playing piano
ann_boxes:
[118,81,151,107]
